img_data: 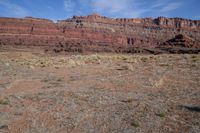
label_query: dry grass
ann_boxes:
[0,97,9,105]
[0,52,200,133]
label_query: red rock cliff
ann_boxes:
[0,14,200,53]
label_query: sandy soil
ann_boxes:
[0,52,199,133]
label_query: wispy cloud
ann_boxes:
[195,16,200,19]
[64,0,75,12]
[62,0,184,18]
[64,0,85,17]
[92,0,183,18]
[93,0,127,13]
[160,2,182,12]
[91,0,147,18]
[0,0,28,17]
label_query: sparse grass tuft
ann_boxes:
[0,124,8,130]
[149,56,154,59]
[130,122,140,128]
[121,98,134,103]
[191,55,198,62]
[156,112,166,118]
[191,64,197,68]
[192,58,198,62]
[116,64,134,71]
[56,78,62,82]
[140,57,148,62]
[159,63,170,67]
[191,55,197,59]
[0,98,9,105]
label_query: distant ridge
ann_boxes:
[0,14,200,54]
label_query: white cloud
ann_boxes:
[91,0,183,18]
[93,0,127,13]
[62,0,183,18]
[160,2,182,12]
[64,0,83,17]
[0,0,28,17]
[64,0,75,12]
[195,16,200,19]
[91,0,146,18]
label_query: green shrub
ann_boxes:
[156,112,166,118]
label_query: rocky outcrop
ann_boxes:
[154,34,200,54]
[0,14,200,54]
[161,34,196,48]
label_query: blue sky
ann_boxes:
[0,0,199,20]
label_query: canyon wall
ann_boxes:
[0,14,200,53]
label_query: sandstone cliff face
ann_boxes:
[0,14,200,53]
[154,17,200,29]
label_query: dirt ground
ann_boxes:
[0,52,199,133]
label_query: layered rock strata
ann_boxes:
[0,14,200,53]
